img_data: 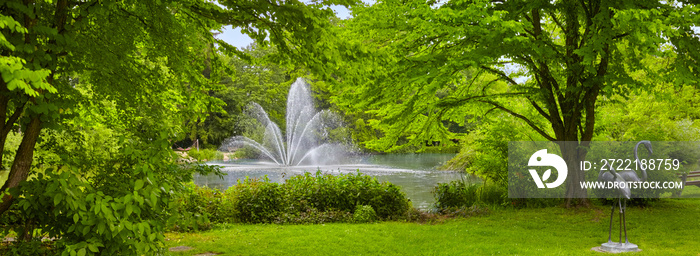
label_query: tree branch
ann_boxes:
[613,32,631,40]
[546,9,565,32]
[478,100,556,141]
[435,92,530,109]
[531,70,564,139]
[479,65,519,86]
[579,0,592,22]
[2,101,27,136]
[119,7,150,28]
[528,98,551,120]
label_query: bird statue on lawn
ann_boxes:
[597,140,652,251]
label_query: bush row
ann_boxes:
[174,171,411,229]
[432,180,507,211]
[433,179,569,209]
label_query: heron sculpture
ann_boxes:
[597,140,652,251]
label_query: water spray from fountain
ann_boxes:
[219,78,350,166]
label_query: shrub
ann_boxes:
[172,171,411,224]
[172,210,212,232]
[172,184,223,231]
[0,145,225,255]
[353,205,377,223]
[10,168,169,255]
[283,171,410,220]
[0,239,53,256]
[229,146,259,159]
[433,179,508,210]
[169,164,228,231]
[433,180,479,210]
[477,183,507,206]
[230,177,284,223]
[187,149,224,161]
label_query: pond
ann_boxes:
[194,153,472,209]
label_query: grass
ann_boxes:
[165,199,700,255]
[678,184,700,197]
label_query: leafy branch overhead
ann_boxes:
[1,0,356,253]
[329,0,699,202]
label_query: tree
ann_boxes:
[329,0,699,206]
[1,0,355,211]
[192,44,292,147]
[1,0,356,252]
[1,0,223,216]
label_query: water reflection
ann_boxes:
[194,154,473,209]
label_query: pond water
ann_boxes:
[194,153,472,209]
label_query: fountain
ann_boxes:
[208,78,464,208]
[219,78,348,166]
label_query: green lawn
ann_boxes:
[165,199,700,255]
[678,184,700,198]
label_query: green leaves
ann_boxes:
[125,204,133,217]
[330,0,700,151]
[54,193,64,206]
[0,56,53,97]
[134,180,144,190]
[87,244,99,253]
[0,14,27,34]
[11,156,180,255]
[0,0,365,254]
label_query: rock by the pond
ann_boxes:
[169,246,194,252]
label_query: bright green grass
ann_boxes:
[165,199,700,255]
[678,184,700,197]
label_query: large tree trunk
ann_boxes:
[0,0,64,215]
[0,81,25,171]
[561,141,591,207]
[0,116,42,214]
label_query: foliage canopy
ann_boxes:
[1,0,355,253]
[329,0,700,204]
